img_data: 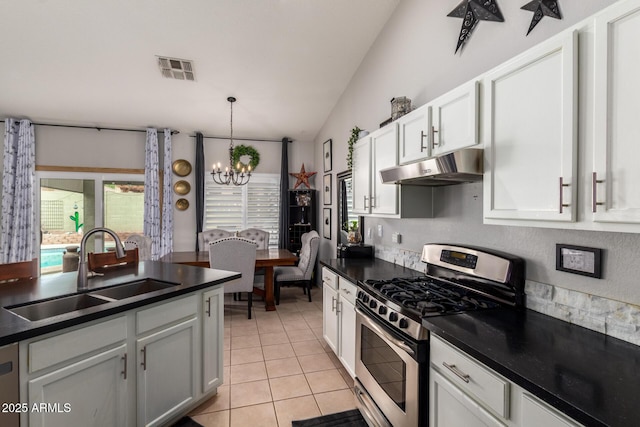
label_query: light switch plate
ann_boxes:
[392,232,401,243]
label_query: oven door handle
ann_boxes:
[356,307,415,357]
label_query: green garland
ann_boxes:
[347,126,362,170]
[232,145,260,171]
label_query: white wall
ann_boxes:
[312,0,640,305]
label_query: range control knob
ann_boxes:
[362,294,370,304]
[398,318,409,329]
[357,291,363,300]
[388,312,398,322]
[378,306,387,315]
[369,300,378,309]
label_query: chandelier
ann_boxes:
[211,96,252,186]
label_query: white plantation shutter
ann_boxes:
[204,174,280,247]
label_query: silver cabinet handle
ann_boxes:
[141,347,147,371]
[363,195,368,209]
[336,301,342,314]
[442,362,470,383]
[331,296,336,312]
[420,130,427,152]
[206,297,211,317]
[121,353,127,379]
[431,126,439,148]
[370,196,376,208]
[559,177,570,213]
[592,172,604,213]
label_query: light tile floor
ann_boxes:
[189,285,357,427]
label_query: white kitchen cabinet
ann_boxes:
[28,344,128,427]
[137,317,198,427]
[431,80,479,157]
[591,0,640,225]
[337,277,357,378]
[430,369,507,427]
[521,393,582,427]
[398,105,430,164]
[322,268,339,354]
[483,30,578,223]
[202,287,224,393]
[352,136,371,215]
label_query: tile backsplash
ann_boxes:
[374,246,640,346]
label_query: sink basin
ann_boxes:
[6,294,109,322]
[90,279,177,301]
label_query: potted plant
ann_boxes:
[346,220,362,244]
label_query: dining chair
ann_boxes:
[237,228,270,249]
[87,248,139,272]
[208,237,257,319]
[123,234,152,261]
[0,258,38,283]
[274,230,319,304]
[198,229,235,250]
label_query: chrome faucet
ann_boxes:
[77,227,126,291]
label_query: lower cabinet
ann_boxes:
[321,267,356,377]
[430,334,583,427]
[20,288,224,427]
[137,318,198,427]
[27,344,128,427]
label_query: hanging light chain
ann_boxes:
[211,96,251,186]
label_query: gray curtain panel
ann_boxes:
[195,132,205,251]
[279,138,290,249]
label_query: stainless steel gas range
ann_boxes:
[354,243,525,427]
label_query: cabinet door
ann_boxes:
[592,0,640,224]
[371,124,399,215]
[322,283,339,354]
[521,393,582,427]
[137,318,198,427]
[202,287,223,394]
[483,31,578,222]
[338,298,356,378]
[431,80,479,156]
[352,137,371,214]
[28,344,128,427]
[430,369,507,427]
[398,106,430,164]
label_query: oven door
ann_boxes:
[355,307,419,427]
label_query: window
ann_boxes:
[204,173,280,247]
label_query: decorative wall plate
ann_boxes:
[172,159,192,177]
[173,180,191,195]
[175,198,189,211]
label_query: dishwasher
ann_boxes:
[0,343,19,426]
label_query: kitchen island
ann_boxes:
[0,261,238,427]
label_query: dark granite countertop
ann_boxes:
[321,258,640,427]
[0,261,239,346]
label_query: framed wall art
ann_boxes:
[323,139,332,172]
[323,208,331,239]
[323,174,332,205]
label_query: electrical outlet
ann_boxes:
[392,232,402,243]
[377,225,383,237]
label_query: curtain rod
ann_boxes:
[0,120,179,135]
[193,134,293,143]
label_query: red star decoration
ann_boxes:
[289,163,317,189]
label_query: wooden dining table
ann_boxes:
[160,249,298,311]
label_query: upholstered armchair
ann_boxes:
[237,228,270,249]
[274,230,319,304]
[198,229,235,250]
[208,237,257,319]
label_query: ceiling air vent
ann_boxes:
[157,56,196,81]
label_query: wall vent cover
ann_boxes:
[157,56,195,81]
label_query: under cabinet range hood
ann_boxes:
[379,148,483,186]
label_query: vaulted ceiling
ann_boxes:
[0,0,399,142]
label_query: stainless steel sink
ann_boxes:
[6,294,109,322]
[89,279,177,301]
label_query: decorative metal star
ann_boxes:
[521,0,562,35]
[448,0,504,54]
[289,164,317,189]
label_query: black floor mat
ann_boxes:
[171,416,204,427]
[292,409,368,427]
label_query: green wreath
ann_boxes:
[232,145,260,171]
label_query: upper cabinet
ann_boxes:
[591,0,640,225]
[430,80,479,157]
[398,80,479,165]
[483,31,578,223]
